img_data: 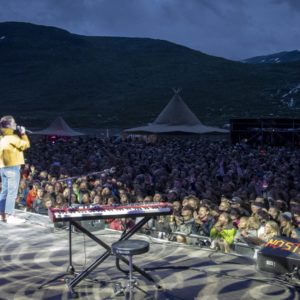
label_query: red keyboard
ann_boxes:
[48,202,173,222]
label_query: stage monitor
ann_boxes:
[257,236,300,276]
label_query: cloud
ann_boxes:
[0,0,299,60]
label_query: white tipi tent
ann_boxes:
[33,117,84,136]
[124,90,228,134]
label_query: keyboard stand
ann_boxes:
[66,216,161,298]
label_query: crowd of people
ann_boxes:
[13,135,300,253]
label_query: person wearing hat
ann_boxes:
[230,196,250,217]
[0,115,30,223]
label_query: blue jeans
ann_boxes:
[0,166,21,215]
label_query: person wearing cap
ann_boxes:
[0,115,30,223]
[230,196,250,217]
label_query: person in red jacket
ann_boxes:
[109,218,135,231]
[26,182,39,211]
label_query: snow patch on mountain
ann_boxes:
[278,83,300,108]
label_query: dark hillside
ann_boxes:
[0,22,300,128]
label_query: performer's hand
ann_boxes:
[17,125,26,135]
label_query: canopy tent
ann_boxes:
[124,90,229,135]
[33,117,84,136]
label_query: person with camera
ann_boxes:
[0,115,30,223]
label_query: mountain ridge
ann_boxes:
[243,50,300,64]
[1,22,300,128]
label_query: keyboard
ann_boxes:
[48,202,173,222]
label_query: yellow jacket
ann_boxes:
[0,128,30,168]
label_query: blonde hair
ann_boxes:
[247,216,260,230]
[280,219,294,237]
[218,212,231,224]
[239,216,249,229]
[0,115,15,129]
[266,220,279,236]
[219,201,230,211]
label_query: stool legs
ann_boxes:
[125,255,134,300]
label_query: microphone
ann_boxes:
[16,125,33,134]
[85,167,116,178]
[104,167,116,175]
[101,169,112,175]
[101,168,115,175]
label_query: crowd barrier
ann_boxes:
[139,227,260,259]
[16,210,261,260]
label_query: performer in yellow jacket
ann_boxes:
[0,115,30,223]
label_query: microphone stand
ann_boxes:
[38,177,78,289]
[38,170,111,289]
[66,178,75,275]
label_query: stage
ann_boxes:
[0,212,299,300]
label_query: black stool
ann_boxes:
[112,239,150,299]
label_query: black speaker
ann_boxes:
[257,236,300,276]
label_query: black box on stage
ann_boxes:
[257,236,300,275]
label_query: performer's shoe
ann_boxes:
[6,215,26,224]
[0,213,7,223]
